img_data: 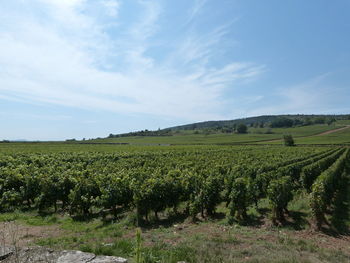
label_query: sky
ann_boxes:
[1,0,350,140]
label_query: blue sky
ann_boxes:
[1,0,349,140]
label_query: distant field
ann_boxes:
[0,142,212,153]
[2,124,348,151]
[88,124,341,145]
[334,119,350,126]
[295,126,350,145]
[259,125,350,145]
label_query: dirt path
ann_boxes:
[313,125,350,136]
[261,125,350,143]
[0,222,61,247]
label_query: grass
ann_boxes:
[295,127,350,144]
[85,124,341,145]
[0,211,59,226]
[1,199,349,263]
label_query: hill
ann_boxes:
[87,122,350,146]
[165,114,350,131]
[96,114,350,145]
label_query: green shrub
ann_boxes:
[283,135,295,146]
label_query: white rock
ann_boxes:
[0,246,14,260]
[90,255,128,263]
[57,250,95,263]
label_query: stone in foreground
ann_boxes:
[90,255,128,263]
[57,250,95,263]
[0,246,14,260]
[0,246,128,263]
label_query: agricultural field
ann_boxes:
[88,123,349,145]
[0,143,349,262]
[295,127,350,145]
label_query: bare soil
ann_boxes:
[0,222,62,247]
[314,125,350,136]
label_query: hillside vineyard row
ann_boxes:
[0,146,349,229]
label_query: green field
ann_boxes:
[88,123,344,145]
[0,141,349,262]
[295,127,350,144]
[260,126,350,145]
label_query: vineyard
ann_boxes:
[0,145,349,232]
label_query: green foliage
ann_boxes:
[69,177,100,215]
[0,144,347,229]
[271,117,294,128]
[267,176,293,223]
[228,177,252,223]
[283,134,295,146]
[300,148,345,191]
[98,174,132,216]
[236,123,248,134]
[310,149,349,229]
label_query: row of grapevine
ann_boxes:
[300,148,346,192]
[226,147,344,223]
[310,149,350,229]
[264,147,347,223]
[0,146,346,228]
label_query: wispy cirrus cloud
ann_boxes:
[185,0,207,25]
[0,0,264,122]
[233,73,350,118]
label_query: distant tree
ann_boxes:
[203,129,211,135]
[326,117,336,126]
[233,123,237,132]
[236,123,248,134]
[271,117,294,128]
[259,122,265,128]
[265,128,273,134]
[293,119,303,126]
[221,127,233,133]
[313,116,326,124]
[303,117,312,126]
[283,135,295,146]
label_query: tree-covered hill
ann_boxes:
[106,114,350,139]
[165,114,350,131]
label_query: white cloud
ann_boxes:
[37,0,88,28]
[38,0,85,10]
[101,0,120,17]
[129,1,161,41]
[175,25,229,66]
[239,73,350,117]
[0,0,264,122]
